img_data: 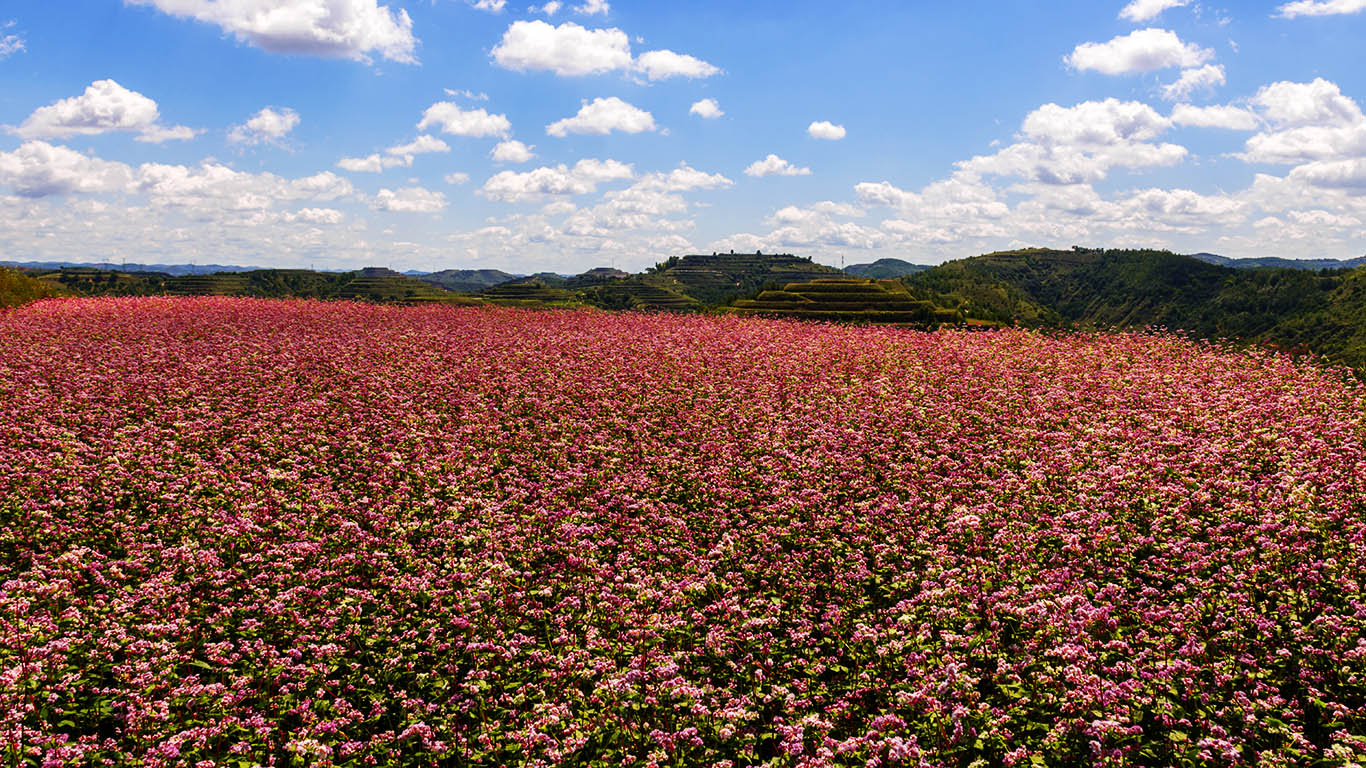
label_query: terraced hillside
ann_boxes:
[338,268,474,304]
[578,278,702,312]
[652,252,842,305]
[480,278,581,307]
[726,278,963,325]
[167,273,251,296]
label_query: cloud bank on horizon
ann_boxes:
[1,0,1366,272]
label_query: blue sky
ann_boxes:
[2,0,1366,273]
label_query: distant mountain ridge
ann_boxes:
[843,258,932,278]
[1189,253,1366,270]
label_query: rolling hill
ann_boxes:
[902,248,1366,369]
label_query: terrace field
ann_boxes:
[2,298,1364,767]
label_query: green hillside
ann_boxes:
[419,269,520,294]
[904,248,1366,369]
[0,267,63,308]
[725,278,960,325]
[843,258,932,279]
[650,252,843,305]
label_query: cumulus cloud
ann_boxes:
[491,20,631,76]
[744,154,812,177]
[808,121,847,140]
[0,141,134,197]
[1240,79,1366,165]
[1288,158,1366,189]
[445,172,471,185]
[372,187,446,213]
[636,163,733,191]
[532,1,563,14]
[417,103,512,138]
[1171,104,1260,130]
[491,140,536,163]
[1252,78,1363,127]
[228,107,300,146]
[546,97,656,137]
[690,99,723,119]
[125,0,417,63]
[337,153,410,173]
[1066,28,1214,75]
[960,99,1187,185]
[1162,64,1226,101]
[1276,0,1366,16]
[1119,0,1190,22]
[387,135,450,156]
[13,80,195,143]
[576,0,609,14]
[633,49,721,81]
[472,0,506,11]
[490,19,717,84]
[479,158,633,202]
[284,207,345,225]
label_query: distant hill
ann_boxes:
[1190,253,1366,270]
[647,252,842,306]
[1,260,271,276]
[418,269,521,294]
[902,248,1366,369]
[844,258,932,279]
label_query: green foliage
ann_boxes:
[0,267,61,308]
[903,248,1366,369]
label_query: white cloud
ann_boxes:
[959,99,1187,185]
[444,172,471,185]
[1240,80,1366,165]
[0,141,134,197]
[285,207,345,225]
[1119,0,1190,22]
[532,1,563,14]
[571,157,635,182]
[387,135,450,156]
[13,79,194,143]
[1289,158,1366,190]
[125,0,417,63]
[373,187,447,213]
[491,20,631,76]
[0,24,23,59]
[1023,98,1171,145]
[1171,104,1260,130]
[690,99,723,119]
[228,107,300,146]
[744,154,812,177]
[1276,0,1366,16]
[491,140,536,163]
[1161,64,1225,101]
[337,153,411,173]
[137,125,199,144]
[1066,28,1214,75]
[417,103,512,138]
[576,0,609,14]
[633,49,721,81]
[808,121,847,140]
[1252,78,1363,127]
[546,97,656,137]
[479,158,633,202]
[637,163,733,191]
[472,0,507,11]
